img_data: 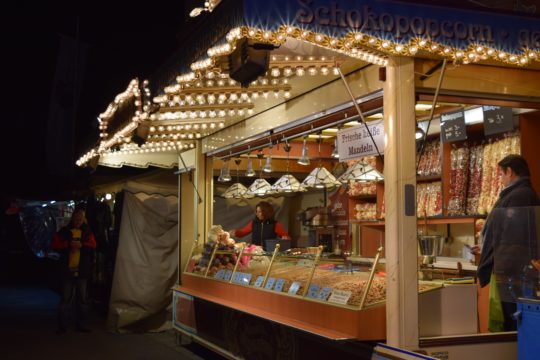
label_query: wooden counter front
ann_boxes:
[178,273,386,341]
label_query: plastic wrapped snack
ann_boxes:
[466,144,484,215]
[447,144,470,216]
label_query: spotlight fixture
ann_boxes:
[415,125,426,140]
[297,135,310,166]
[217,158,231,182]
[245,150,256,177]
[262,143,273,173]
[331,138,339,158]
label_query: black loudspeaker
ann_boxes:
[229,38,271,88]
[132,122,150,146]
[87,156,99,173]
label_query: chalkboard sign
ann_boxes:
[441,110,467,143]
[483,106,513,136]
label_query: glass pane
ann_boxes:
[484,206,540,302]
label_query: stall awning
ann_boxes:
[97,148,196,170]
[76,0,540,170]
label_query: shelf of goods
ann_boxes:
[181,242,442,340]
[346,127,522,261]
[348,130,522,224]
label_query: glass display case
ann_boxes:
[185,235,443,310]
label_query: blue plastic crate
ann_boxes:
[517,299,540,360]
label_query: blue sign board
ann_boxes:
[254,275,265,287]
[265,277,276,290]
[243,0,540,52]
[306,283,321,298]
[274,278,286,292]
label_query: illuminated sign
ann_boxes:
[244,0,540,52]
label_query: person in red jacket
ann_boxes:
[229,201,290,250]
[51,206,96,334]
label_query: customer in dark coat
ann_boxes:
[474,154,540,331]
[51,206,96,333]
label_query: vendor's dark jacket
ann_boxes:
[235,217,289,247]
[51,224,96,279]
[477,177,540,287]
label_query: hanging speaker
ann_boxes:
[132,121,150,146]
[87,156,100,173]
[228,38,271,88]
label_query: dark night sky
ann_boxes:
[2,12,192,201]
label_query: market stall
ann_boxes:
[75,0,540,358]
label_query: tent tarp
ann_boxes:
[107,189,178,332]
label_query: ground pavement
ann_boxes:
[0,285,225,360]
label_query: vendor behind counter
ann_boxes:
[229,201,290,250]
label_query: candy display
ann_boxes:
[417,139,442,177]
[466,144,484,215]
[477,132,521,214]
[348,181,377,196]
[191,225,240,275]
[190,256,442,307]
[355,203,377,220]
[417,181,442,218]
[447,144,470,216]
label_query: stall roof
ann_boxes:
[76,0,540,169]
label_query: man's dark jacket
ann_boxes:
[477,176,540,287]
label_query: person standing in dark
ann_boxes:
[474,154,540,331]
[229,201,290,249]
[51,206,96,333]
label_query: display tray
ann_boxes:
[186,241,442,309]
[177,275,387,341]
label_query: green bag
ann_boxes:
[488,273,505,332]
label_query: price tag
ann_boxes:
[306,284,320,299]
[288,281,301,295]
[241,273,252,285]
[224,270,232,281]
[214,269,225,280]
[483,105,513,136]
[317,287,333,301]
[232,272,242,284]
[297,259,315,267]
[253,276,264,287]
[441,110,467,143]
[274,278,285,292]
[265,277,276,290]
[328,289,352,305]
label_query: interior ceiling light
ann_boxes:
[271,141,306,194]
[246,151,273,196]
[222,158,254,199]
[301,133,341,189]
[217,157,231,182]
[415,103,433,111]
[297,135,310,166]
[302,166,342,189]
[246,178,273,197]
[331,138,339,158]
[222,183,252,199]
[245,149,256,177]
[415,125,426,140]
[262,143,273,173]
[338,161,384,183]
